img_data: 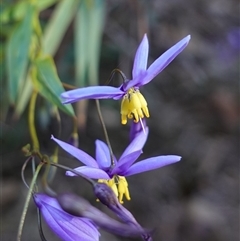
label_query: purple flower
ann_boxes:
[51,128,181,203]
[94,183,152,241]
[57,192,150,238]
[129,118,147,141]
[61,34,191,124]
[34,194,100,241]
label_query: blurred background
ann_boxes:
[1,0,239,241]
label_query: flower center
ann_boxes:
[98,176,131,204]
[120,88,150,125]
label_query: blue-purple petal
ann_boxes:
[132,34,149,79]
[123,155,181,176]
[34,194,100,241]
[51,135,98,168]
[129,119,147,141]
[95,140,111,170]
[119,127,149,162]
[111,150,142,175]
[61,86,125,104]
[139,35,191,87]
[66,166,110,179]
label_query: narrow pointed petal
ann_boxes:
[58,193,148,238]
[95,140,111,170]
[139,35,191,87]
[66,166,110,179]
[61,86,124,104]
[119,127,149,162]
[132,34,149,79]
[129,119,147,141]
[51,135,98,168]
[111,150,142,175]
[34,194,100,241]
[123,155,181,176]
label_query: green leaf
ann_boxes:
[14,72,33,119]
[74,0,105,87]
[33,56,75,116]
[42,0,79,56]
[87,0,105,86]
[75,2,89,86]
[6,4,35,103]
[37,0,60,11]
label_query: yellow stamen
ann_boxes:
[97,176,131,204]
[117,176,131,204]
[120,88,150,125]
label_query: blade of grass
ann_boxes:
[42,0,79,56]
[87,0,105,86]
[6,4,35,103]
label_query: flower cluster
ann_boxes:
[51,124,181,204]
[33,33,190,241]
[61,34,191,124]
[34,194,100,241]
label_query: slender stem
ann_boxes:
[41,155,57,197]
[28,90,39,150]
[52,105,61,140]
[95,100,115,165]
[37,208,48,241]
[62,82,77,90]
[73,116,78,133]
[17,163,44,241]
[48,161,95,186]
[106,68,127,85]
[21,156,33,189]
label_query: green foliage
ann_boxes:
[4,0,106,121]
[6,4,35,103]
[75,0,105,86]
[33,56,74,116]
[43,0,79,56]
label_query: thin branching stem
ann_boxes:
[95,100,115,165]
[41,155,57,197]
[62,82,77,90]
[17,163,44,241]
[21,156,33,189]
[106,68,127,85]
[28,90,39,150]
[37,208,48,241]
[48,161,95,186]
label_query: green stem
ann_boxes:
[28,90,39,150]
[49,161,95,186]
[95,100,115,165]
[17,163,43,241]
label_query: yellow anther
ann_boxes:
[136,90,149,118]
[117,176,131,204]
[97,176,131,204]
[120,88,149,124]
[108,178,119,197]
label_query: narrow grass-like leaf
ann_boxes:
[43,0,79,56]
[87,0,105,86]
[14,73,33,119]
[6,4,35,103]
[33,56,75,116]
[75,1,88,87]
[37,0,59,11]
[75,0,105,87]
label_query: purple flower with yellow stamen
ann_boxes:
[51,127,181,203]
[61,34,191,124]
[34,194,100,241]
